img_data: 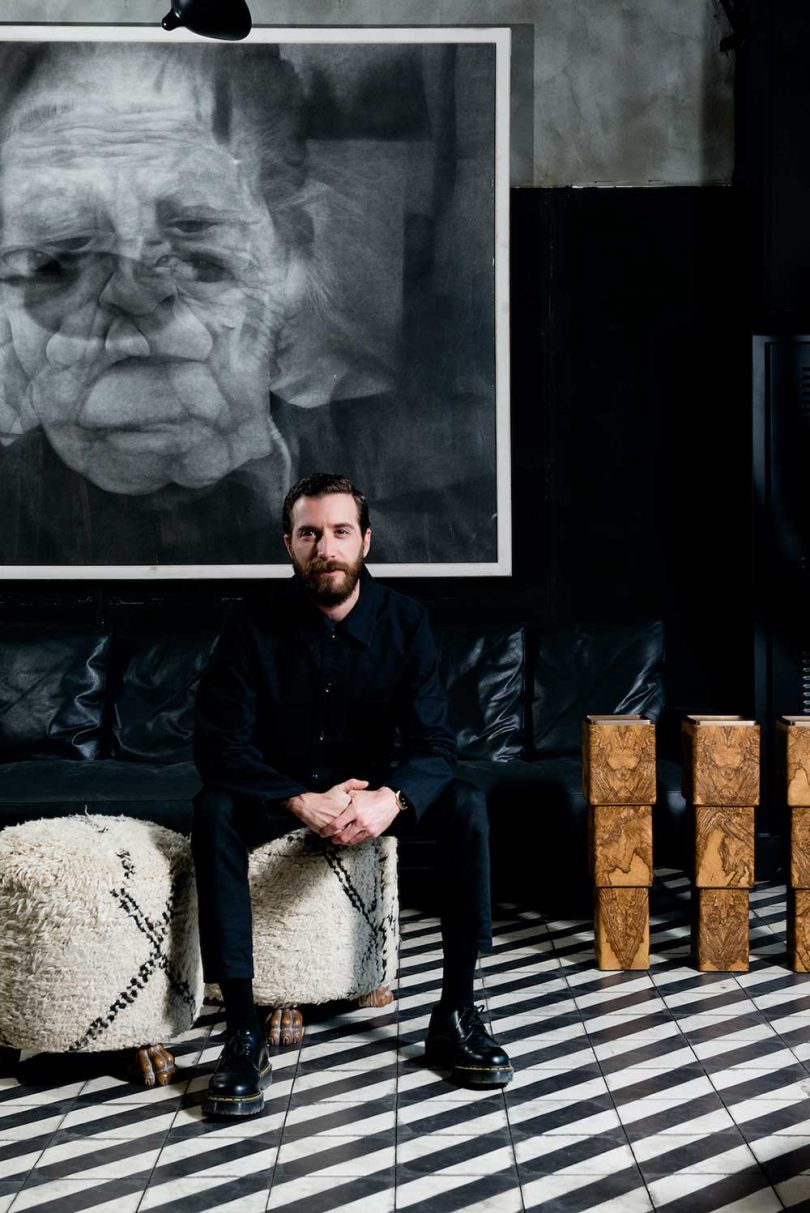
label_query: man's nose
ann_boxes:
[316,534,335,559]
[99,255,176,317]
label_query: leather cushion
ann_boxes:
[0,759,198,832]
[435,625,526,760]
[531,620,664,757]
[112,633,218,762]
[0,627,110,760]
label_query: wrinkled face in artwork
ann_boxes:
[0,54,296,495]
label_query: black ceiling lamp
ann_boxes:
[162,0,252,41]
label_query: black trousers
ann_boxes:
[191,779,492,983]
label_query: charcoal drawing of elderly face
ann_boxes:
[0,38,500,569]
[0,44,304,498]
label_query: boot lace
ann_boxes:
[221,1027,258,1061]
[458,1003,489,1040]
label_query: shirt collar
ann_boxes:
[288,565,379,648]
[339,566,380,647]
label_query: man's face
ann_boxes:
[0,60,295,495]
[285,492,371,606]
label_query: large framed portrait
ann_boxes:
[0,25,510,578]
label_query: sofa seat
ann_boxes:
[458,755,687,913]
[0,615,686,914]
[460,758,593,910]
[0,760,200,830]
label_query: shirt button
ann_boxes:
[318,731,325,742]
[325,683,332,693]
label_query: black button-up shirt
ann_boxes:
[194,569,456,819]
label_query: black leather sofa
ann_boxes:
[0,615,686,913]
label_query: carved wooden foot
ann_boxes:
[266,1006,303,1047]
[356,985,394,1008]
[131,1043,176,1088]
[594,887,650,969]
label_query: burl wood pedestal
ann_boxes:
[682,716,759,972]
[780,716,810,971]
[583,715,655,970]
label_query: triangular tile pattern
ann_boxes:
[0,871,809,1211]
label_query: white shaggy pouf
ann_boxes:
[229,830,398,1006]
[0,815,203,1053]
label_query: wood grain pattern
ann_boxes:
[780,718,810,807]
[692,888,749,971]
[694,805,755,889]
[592,804,653,888]
[681,719,760,806]
[582,718,656,805]
[594,887,649,969]
[788,889,810,972]
[791,806,810,889]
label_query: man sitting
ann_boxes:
[192,472,513,1117]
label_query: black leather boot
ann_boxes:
[202,1027,272,1117]
[425,1003,513,1087]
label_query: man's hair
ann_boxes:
[283,473,370,536]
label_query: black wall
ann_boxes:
[738,0,810,327]
[0,186,753,727]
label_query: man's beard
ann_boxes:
[294,552,364,606]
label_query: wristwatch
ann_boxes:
[394,789,410,814]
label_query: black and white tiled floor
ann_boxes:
[3,870,810,1211]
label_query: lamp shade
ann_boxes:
[162,0,252,41]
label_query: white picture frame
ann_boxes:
[0,24,510,578]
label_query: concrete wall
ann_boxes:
[0,0,734,185]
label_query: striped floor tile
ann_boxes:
[1,872,810,1210]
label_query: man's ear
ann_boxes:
[362,528,371,558]
[283,534,293,557]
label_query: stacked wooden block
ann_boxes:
[583,714,656,970]
[681,715,759,971]
[780,716,810,971]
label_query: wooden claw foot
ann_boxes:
[356,985,394,1008]
[266,1005,303,1047]
[132,1043,176,1088]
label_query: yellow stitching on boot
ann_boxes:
[205,1092,264,1103]
[453,1065,514,1072]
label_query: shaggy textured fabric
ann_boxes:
[0,815,203,1053]
[211,830,399,1007]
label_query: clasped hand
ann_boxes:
[286,779,400,845]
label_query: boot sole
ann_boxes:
[425,1047,514,1088]
[447,1062,514,1088]
[202,1065,272,1118]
